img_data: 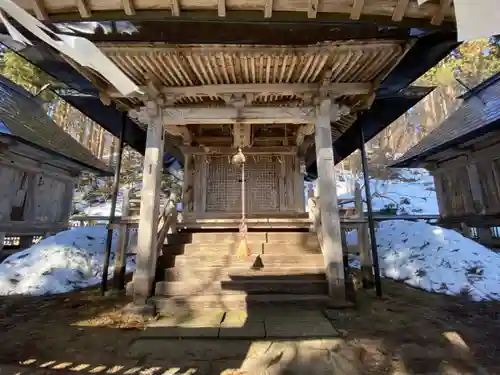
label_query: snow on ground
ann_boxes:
[348,220,500,301]
[3,167,500,300]
[0,227,136,296]
[338,168,439,215]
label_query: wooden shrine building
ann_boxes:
[0,75,111,252]
[393,73,500,248]
[0,0,460,309]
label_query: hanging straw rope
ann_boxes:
[232,147,251,258]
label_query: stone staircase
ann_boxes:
[153,230,331,310]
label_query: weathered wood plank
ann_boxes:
[11,0,455,24]
[315,98,345,300]
[391,0,409,22]
[350,0,364,20]
[132,103,165,300]
[112,82,373,98]
[122,0,136,15]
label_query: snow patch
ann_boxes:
[0,226,136,296]
[348,220,500,301]
[338,168,438,215]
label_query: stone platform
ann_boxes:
[142,308,339,339]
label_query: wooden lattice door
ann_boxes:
[206,155,241,212]
[246,155,279,212]
[205,154,280,214]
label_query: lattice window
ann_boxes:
[246,155,279,212]
[204,154,282,213]
[206,156,241,212]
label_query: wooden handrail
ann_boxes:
[156,196,178,256]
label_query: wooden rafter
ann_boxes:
[171,0,180,16]
[122,0,136,15]
[350,0,364,20]
[76,0,91,18]
[264,0,273,18]
[32,0,48,20]
[307,0,319,18]
[392,0,410,22]
[431,0,453,26]
[9,0,455,24]
[218,0,226,17]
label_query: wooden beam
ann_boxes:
[76,0,91,18]
[148,106,318,125]
[431,0,453,25]
[264,0,273,18]
[307,0,319,18]
[122,0,136,15]
[218,0,226,17]
[350,0,364,20]
[33,0,48,20]
[110,82,372,98]
[392,0,410,22]
[171,0,180,16]
[180,146,298,155]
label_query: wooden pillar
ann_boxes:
[355,182,374,288]
[314,98,345,300]
[132,102,165,303]
[182,153,192,216]
[112,187,131,291]
[467,163,485,214]
[294,157,305,212]
[431,171,449,218]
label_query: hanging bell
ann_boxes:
[231,147,246,167]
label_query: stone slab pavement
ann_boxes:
[143,307,339,339]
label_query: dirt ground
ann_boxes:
[1,278,499,375]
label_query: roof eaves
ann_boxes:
[458,72,500,100]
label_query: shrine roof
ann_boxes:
[392,72,500,168]
[0,76,112,175]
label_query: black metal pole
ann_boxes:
[359,124,382,298]
[100,111,127,296]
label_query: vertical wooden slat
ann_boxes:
[76,0,91,18]
[264,0,273,18]
[218,0,226,17]
[392,0,410,22]
[200,155,208,214]
[350,0,364,20]
[171,0,180,16]
[278,156,286,211]
[33,0,48,20]
[122,0,136,15]
[355,182,374,288]
[307,0,319,18]
[431,0,453,26]
[112,188,130,291]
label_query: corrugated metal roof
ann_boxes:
[0,76,111,174]
[392,75,500,168]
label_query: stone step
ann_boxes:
[176,231,267,244]
[164,242,264,256]
[163,266,326,282]
[173,253,324,267]
[154,294,333,311]
[155,279,328,296]
[266,231,318,245]
[261,243,320,254]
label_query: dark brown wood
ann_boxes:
[112,188,131,291]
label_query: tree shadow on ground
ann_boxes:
[0,276,499,375]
